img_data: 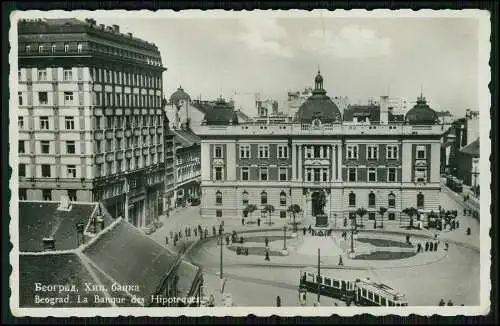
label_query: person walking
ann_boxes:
[276,296,281,307]
[242,217,245,225]
[265,250,270,261]
[165,235,169,245]
[425,242,429,252]
[257,218,261,227]
[303,227,306,235]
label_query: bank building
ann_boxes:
[196,71,445,226]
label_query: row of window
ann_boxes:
[346,167,399,183]
[216,144,425,161]
[23,42,161,66]
[19,153,162,178]
[19,136,163,155]
[18,90,162,108]
[17,114,163,131]
[19,188,78,201]
[213,190,425,211]
[91,68,161,88]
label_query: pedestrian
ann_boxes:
[241,217,245,225]
[434,242,438,251]
[343,218,347,227]
[425,242,429,252]
[236,247,241,255]
[456,220,460,229]
[308,225,312,233]
[204,228,208,238]
[240,236,244,244]
[212,226,216,236]
[276,296,281,307]
[194,228,198,237]
[265,237,269,247]
[265,250,270,261]
[466,227,471,236]
[338,255,343,266]
[178,231,182,239]
[245,248,249,256]
[463,208,467,215]
[445,242,449,251]
[225,235,230,245]
[303,227,306,235]
[165,236,169,245]
[417,243,421,253]
[438,299,446,306]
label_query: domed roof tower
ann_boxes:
[169,86,191,106]
[295,70,341,124]
[405,93,438,125]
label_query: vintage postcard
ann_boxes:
[9,9,491,317]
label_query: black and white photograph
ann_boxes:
[8,9,491,317]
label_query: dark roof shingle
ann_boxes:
[459,138,480,156]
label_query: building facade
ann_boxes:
[198,72,445,224]
[172,129,201,207]
[17,18,166,228]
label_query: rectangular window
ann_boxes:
[65,116,75,130]
[367,145,378,160]
[66,141,75,154]
[64,92,74,104]
[18,92,23,105]
[18,140,25,154]
[415,168,427,182]
[38,45,44,53]
[38,92,48,105]
[280,211,286,218]
[51,44,56,53]
[63,69,73,81]
[41,164,51,177]
[216,210,222,218]
[68,189,77,201]
[42,189,52,201]
[306,147,312,158]
[41,141,50,154]
[388,168,397,182]
[239,145,250,159]
[306,168,312,182]
[388,212,396,221]
[388,195,396,208]
[348,167,357,182]
[260,167,268,181]
[322,168,328,182]
[279,167,287,181]
[346,145,358,160]
[18,116,24,129]
[214,146,223,158]
[38,69,47,81]
[416,145,426,160]
[95,140,102,153]
[19,188,27,200]
[241,167,249,181]
[258,145,269,159]
[387,145,399,159]
[278,145,288,159]
[116,160,122,173]
[25,45,31,53]
[67,165,77,178]
[313,168,320,182]
[368,212,376,220]
[215,167,223,181]
[40,116,49,129]
[64,43,69,53]
[368,167,377,182]
[19,164,26,177]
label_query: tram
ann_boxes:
[446,175,463,193]
[298,270,408,306]
[299,268,355,302]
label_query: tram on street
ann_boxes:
[299,268,356,302]
[446,175,463,193]
[298,270,408,306]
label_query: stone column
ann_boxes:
[298,145,303,181]
[292,144,297,181]
[330,145,335,181]
[337,144,342,181]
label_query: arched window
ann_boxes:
[280,191,287,206]
[215,191,222,205]
[348,192,356,207]
[261,191,268,205]
[242,191,249,206]
[417,193,424,209]
[368,192,376,207]
[388,193,396,208]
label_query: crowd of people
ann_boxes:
[165,224,227,247]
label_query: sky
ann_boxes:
[35,11,485,118]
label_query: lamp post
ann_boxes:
[317,248,321,304]
[283,225,287,251]
[350,219,355,254]
[219,224,223,280]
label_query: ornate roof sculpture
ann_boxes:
[295,71,342,124]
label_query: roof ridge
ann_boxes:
[79,217,123,252]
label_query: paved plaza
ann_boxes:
[149,188,481,307]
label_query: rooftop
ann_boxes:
[19,201,102,252]
[174,129,201,148]
[459,138,480,156]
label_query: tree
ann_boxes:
[402,207,419,229]
[244,204,258,222]
[264,204,275,225]
[378,207,388,229]
[355,207,368,229]
[287,204,302,233]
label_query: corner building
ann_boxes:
[17,18,166,228]
[198,72,445,224]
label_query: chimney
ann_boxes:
[42,237,55,251]
[379,95,389,124]
[127,32,133,38]
[112,24,120,33]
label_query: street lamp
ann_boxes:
[350,219,355,254]
[219,224,224,281]
[283,225,287,251]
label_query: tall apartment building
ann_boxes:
[17,18,166,228]
[198,71,445,224]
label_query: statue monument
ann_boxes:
[315,190,329,228]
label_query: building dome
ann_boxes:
[295,71,342,123]
[169,86,191,105]
[405,94,438,125]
